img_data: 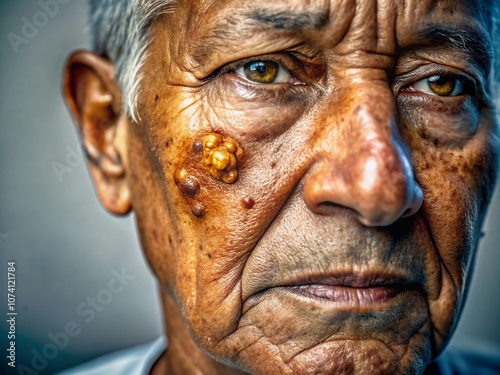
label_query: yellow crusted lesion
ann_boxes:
[202,134,243,184]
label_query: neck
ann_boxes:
[151,291,247,375]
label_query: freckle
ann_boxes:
[191,203,205,218]
[165,137,173,147]
[168,236,173,246]
[155,94,159,102]
[207,252,212,259]
[199,243,203,251]
[174,168,200,197]
[241,197,255,209]
[270,161,276,168]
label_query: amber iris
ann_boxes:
[428,75,458,96]
[243,61,279,83]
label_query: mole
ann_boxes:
[193,140,203,152]
[241,197,255,209]
[191,203,205,218]
[174,168,200,197]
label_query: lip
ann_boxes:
[286,284,410,306]
[243,272,423,310]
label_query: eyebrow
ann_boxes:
[415,24,492,76]
[192,9,329,63]
[249,9,330,31]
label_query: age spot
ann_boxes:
[174,168,200,197]
[241,197,255,209]
[201,134,243,184]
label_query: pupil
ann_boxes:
[250,62,268,74]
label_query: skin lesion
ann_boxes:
[201,133,244,184]
[173,168,201,197]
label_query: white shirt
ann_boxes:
[56,337,166,375]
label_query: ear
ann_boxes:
[63,50,132,215]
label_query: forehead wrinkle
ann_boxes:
[183,0,493,75]
[190,5,331,65]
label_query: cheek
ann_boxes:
[126,127,179,294]
[412,141,490,279]
[404,118,497,337]
[398,100,497,271]
[396,113,498,351]
[137,84,320,348]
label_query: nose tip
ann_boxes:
[303,134,423,227]
[354,177,424,227]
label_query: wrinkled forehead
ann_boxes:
[174,0,488,37]
[163,0,491,80]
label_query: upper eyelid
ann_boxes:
[394,68,479,94]
[414,74,474,90]
[217,53,304,77]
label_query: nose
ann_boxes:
[303,86,423,227]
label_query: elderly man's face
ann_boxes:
[68,0,498,373]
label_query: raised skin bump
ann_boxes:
[241,197,255,209]
[191,202,205,218]
[201,134,243,184]
[174,168,201,197]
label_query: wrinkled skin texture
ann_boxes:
[64,0,499,374]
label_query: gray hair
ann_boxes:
[88,0,175,122]
[88,1,499,122]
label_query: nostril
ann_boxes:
[314,201,341,216]
[401,207,412,218]
[403,185,424,219]
[321,202,336,207]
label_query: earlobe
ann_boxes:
[63,50,132,215]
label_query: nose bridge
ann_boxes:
[323,82,396,153]
[321,83,403,180]
[304,83,423,227]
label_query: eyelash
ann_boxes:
[209,53,306,83]
[399,72,477,98]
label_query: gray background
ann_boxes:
[0,1,499,374]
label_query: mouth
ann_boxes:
[246,273,422,311]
